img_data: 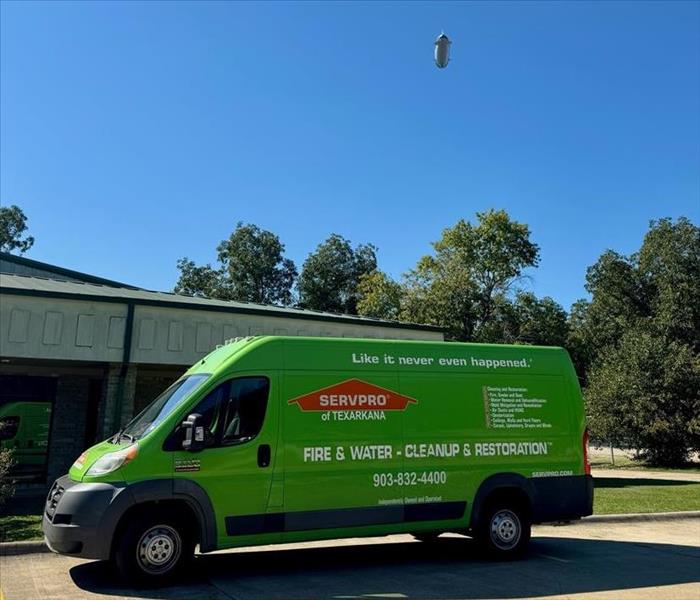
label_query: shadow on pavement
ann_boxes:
[594,477,698,488]
[70,534,700,600]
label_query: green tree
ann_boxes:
[0,204,34,254]
[636,217,700,350]
[585,329,700,466]
[566,299,594,380]
[175,223,297,305]
[576,217,700,465]
[174,259,225,299]
[569,217,700,376]
[495,292,569,347]
[217,223,297,305]
[297,234,377,314]
[570,250,649,375]
[356,271,403,320]
[401,210,540,341]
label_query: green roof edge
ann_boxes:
[0,274,445,333]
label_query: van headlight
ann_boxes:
[85,445,138,476]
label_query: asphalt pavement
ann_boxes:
[1,516,699,600]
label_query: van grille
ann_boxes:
[45,482,64,520]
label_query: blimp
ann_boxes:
[434,32,451,68]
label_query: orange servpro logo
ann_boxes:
[288,379,417,412]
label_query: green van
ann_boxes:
[43,336,593,584]
[0,401,52,480]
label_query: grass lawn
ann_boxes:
[0,514,43,543]
[593,478,700,514]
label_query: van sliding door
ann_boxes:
[398,373,471,526]
[280,370,405,536]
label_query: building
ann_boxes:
[0,252,443,484]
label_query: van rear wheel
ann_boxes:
[477,503,530,559]
[114,512,194,585]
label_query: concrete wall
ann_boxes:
[0,296,127,363]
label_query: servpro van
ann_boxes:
[43,336,593,584]
[0,401,52,480]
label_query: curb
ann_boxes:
[579,510,700,524]
[0,539,50,557]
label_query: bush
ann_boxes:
[0,447,15,507]
[585,329,700,467]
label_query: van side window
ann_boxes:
[191,384,228,448]
[220,378,269,445]
[0,416,20,441]
[170,377,270,450]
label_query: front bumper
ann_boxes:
[42,475,129,560]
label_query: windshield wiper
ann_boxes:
[111,429,135,444]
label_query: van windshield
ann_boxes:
[117,374,210,442]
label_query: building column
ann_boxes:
[97,363,138,439]
[47,376,90,482]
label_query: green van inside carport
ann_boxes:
[43,336,593,584]
[0,400,52,480]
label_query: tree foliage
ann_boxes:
[574,217,700,465]
[356,271,403,320]
[0,204,34,254]
[0,417,14,506]
[0,449,13,507]
[355,212,566,347]
[401,210,540,341]
[174,259,224,299]
[570,217,699,375]
[585,329,700,466]
[497,292,570,347]
[175,223,297,305]
[297,234,377,314]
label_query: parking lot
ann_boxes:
[1,516,699,600]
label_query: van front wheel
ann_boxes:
[114,513,194,585]
[477,504,530,559]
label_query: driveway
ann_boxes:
[1,517,699,600]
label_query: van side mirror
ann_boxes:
[181,413,205,452]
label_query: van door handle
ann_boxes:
[257,444,271,468]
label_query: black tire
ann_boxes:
[476,503,531,559]
[412,532,441,543]
[113,511,194,586]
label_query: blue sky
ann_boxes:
[2,1,699,310]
